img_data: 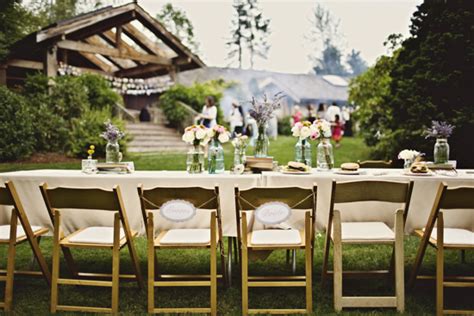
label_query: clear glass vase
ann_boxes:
[254,124,269,158]
[317,138,334,170]
[295,138,312,167]
[404,159,413,170]
[187,145,205,174]
[208,140,225,174]
[434,138,449,164]
[233,146,247,166]
[106,140,121,163]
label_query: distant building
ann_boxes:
[175,67,349,117]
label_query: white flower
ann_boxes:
[291,125,300,137]
[196,129,206,140]
[218,132,230,143]
[233,164,245,174]
[300,126,311,139]
[182,131,194,144]
[202,136,211,145]
[398,149,421,160]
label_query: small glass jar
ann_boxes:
[295,138,312,167]
[434,138,449,164]
[187,145,205,174]
[403,159,413,170]
[208,139,225,174]
[81,158,98,174]
[234,146,247,166]
[317,138,334,170]
[254,124,269,158]
[106,140,121,163]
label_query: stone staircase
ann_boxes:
[126,122,189,153]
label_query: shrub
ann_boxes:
[68,107,128,158]
[50,75,89,120]
[79,73,122,112]
[159,80,228,128]
[0,86,35,161]
[278,116,292,135]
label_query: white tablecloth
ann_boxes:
[1,169,473,237]
[262,169,474,234]
[0,170,261,237]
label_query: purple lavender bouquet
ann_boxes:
[425,121,454,139]
[101,121,125,142]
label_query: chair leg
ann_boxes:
[333,211,343,312]
[321,225,332,287]
[286,249,291,265]
[50,212,61,314]
[305,212,313,313]
[292,249,297,275]
[461,250,466,264]
[227,238,233,287]
[4,239,16,311]
[111,215,121,314]
[210,242,217,316]
[241,247,249,316]
[395,209,405,313]
[147,216,155,313]
[29,236,42,270]
[436,214,444,316]
[61,247,79,277]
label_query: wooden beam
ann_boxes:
[99,30,143,66]
[114,63,166,77]
[134,5,205,67]
[115,26,122,51]
[84,35,134,69]
[0,65,7,85]
[45,46,58,77]
[79,52,116,73]
[36,4,136,42]
[7,59,43,70]
[57,39,171,65]
[122,24,168,58]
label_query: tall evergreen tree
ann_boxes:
[227,0,270,69]
[314,40,347,75]
[346,49,367,76]
[156,3,199,53]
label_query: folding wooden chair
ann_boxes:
[321,180,413,312]
[0,181,51,311]
[235,186,317,315]
[357,160,393,168]
[409,182,474,316]
[138,185,227,315]
[40,183,143,314]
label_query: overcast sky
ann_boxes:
[137,0,423,74]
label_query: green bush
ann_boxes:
[159,80,228,128]
[69,107,128,158]
[278,116,292,135]
[50,75,89,120]
[0,86,35,161]
[79,73,122,112]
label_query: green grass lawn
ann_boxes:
[0,136,472,315]
[0,136,370,172]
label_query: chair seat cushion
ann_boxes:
[250,229,301,245]
[69,227,125,244]
[0,225,43,241]
[333,222,395,241]
[160,229,211,245]
[427,228,474,246]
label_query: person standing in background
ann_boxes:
[291,105,303,126]
[196,96,217,128]
[325,101,342,123]
[228,101,244,137]
[306,103,316,123]
[342,106,353,136]
[316,103,327,120]
[331,114,344,148]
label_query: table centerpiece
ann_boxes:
[207,124,230,174]
[312,119,333,170]
[425,120,454,164]
[101,121,124,163]
[292,121,317,167]
[182,124,211,174]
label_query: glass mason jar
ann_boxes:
[81,158,98,174]
[106,140,121,163]
[434,138,449,164]
[317,138,334,170]
[187,145,205,174]
[295,138,312,167]
[234,146,247,166]
[404,159,413,170]
[254,124,269,158]
[208,139,225,174]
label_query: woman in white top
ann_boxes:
[197,96,217,128]
[228,101,244,137]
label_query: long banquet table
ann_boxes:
[0,169,473,237]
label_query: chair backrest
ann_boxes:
[439,185,474,210]
[236,186,316,211]
[332,180,413,204]
[0,186,14,206]
[357,160,393,168]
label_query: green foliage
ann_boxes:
[277,116,292,136]
[349,53,397,150]
[69,107,127,158]
[50,75,89,119]
[346,49,367,76]
[159,80,228,128]
[0,86,34,161]
[157,3,199,53]
[385,0,474,167]
[314,40,348,76]
[79,73,122,111]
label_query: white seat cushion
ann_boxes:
[69,227,125,244]
[427,228,474,246]
[0,225,43,241]
[160,229,211,245]
[250,229,301,245]
[333,222,395,241]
